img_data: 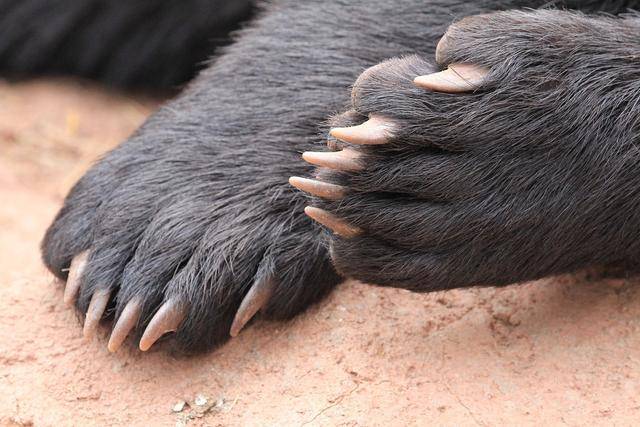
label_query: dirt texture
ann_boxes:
[1,79,640,427]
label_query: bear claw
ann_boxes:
[64,251,88,307]
[302,149,363,171]
[329,116,394,145]
[304,206,361,238]
[230,275,276,337]
[413,64,488,93]
[83,289,111,339]
[139,300,186,351]
[289,177,347,200]
[107,298,142,352]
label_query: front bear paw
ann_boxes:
[43,107,340,354]
[292,10,640,291]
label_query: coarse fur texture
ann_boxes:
[317,9,640,291]
[9,0,636,353]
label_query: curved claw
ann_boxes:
[139,300,186,351]
[435,31,450,65]
[64,251,89,307]
[230,276,276,337]
[83,289,111,339]
[289,177,346,200]
[304,206,362,238]
[302,149,363,172]
[329,116,394,145]
[413,63,488,93]
[107,298,142,353]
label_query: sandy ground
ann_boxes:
[1,79,640,427]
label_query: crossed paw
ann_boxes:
[294,10,640,291]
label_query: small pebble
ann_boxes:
[172,400,186,412]
[194,394,208,406]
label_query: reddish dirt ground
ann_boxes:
[1,79,640,427]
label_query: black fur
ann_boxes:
[6,0,635,352]
[319,10,640,291]
[0,0,254,89]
